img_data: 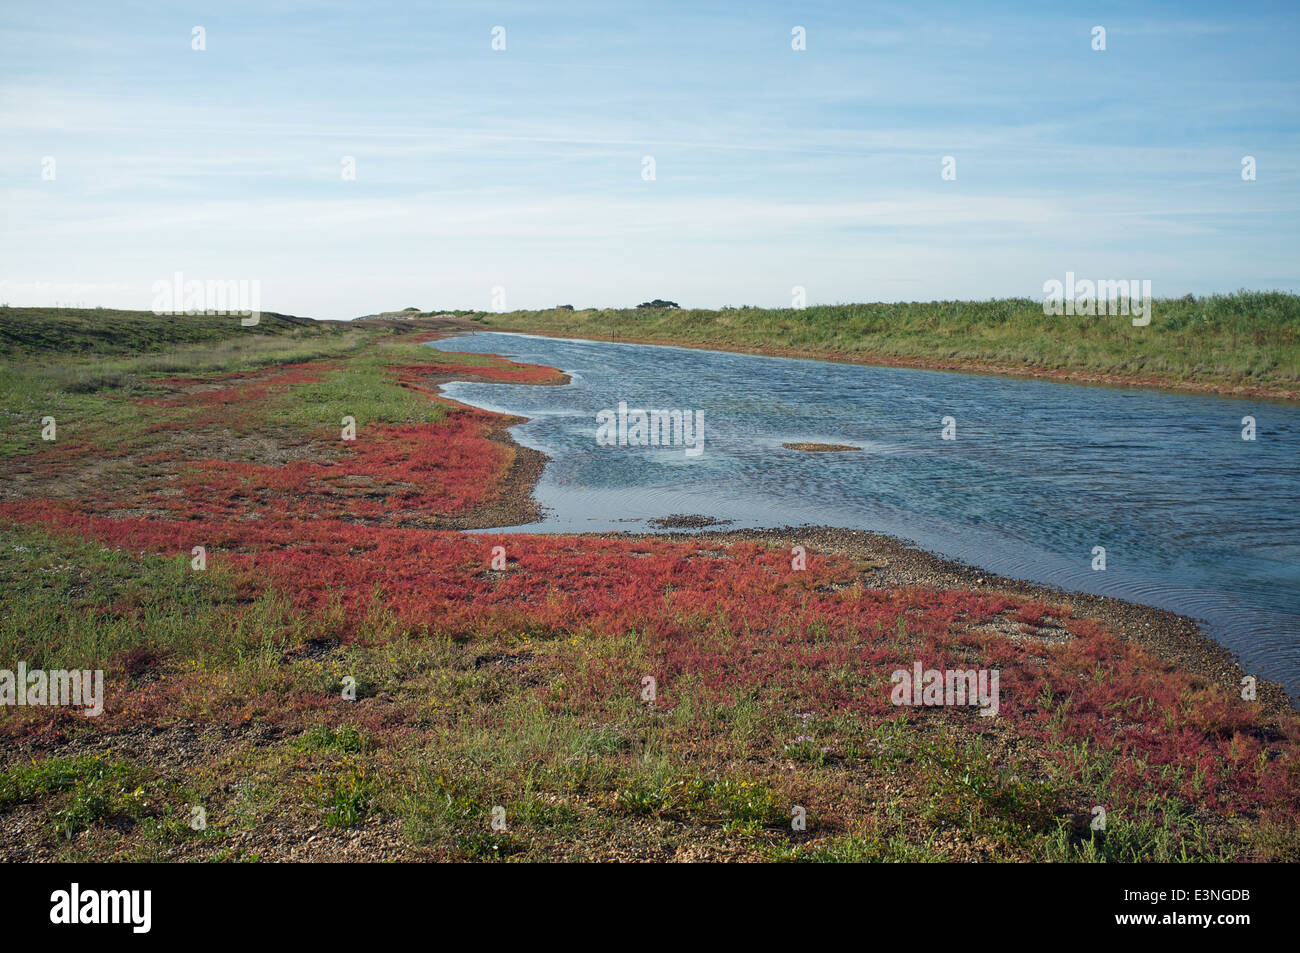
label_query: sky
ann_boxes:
[1,1,1298,320]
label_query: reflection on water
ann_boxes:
[430,332,1300,696]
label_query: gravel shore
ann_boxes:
[602,523,1298,719]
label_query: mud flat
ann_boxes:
[782,442,861,452]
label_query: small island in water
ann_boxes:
[783,441,861,452]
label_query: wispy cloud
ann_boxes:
[1,0,1297,317]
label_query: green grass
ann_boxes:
[0,306,335,357]
[294,724,373,754]
[479,291,1300,392]
[0,305,478,458]
[771,831,947,862]
[0,523,304,673]
[316,762,375,828]
[263,337,455,432]
[0,308,375,460]
[0,754,155,840]
[0,306,487,464]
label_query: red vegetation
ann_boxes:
[154,411,511,522]
[2,343,1298,828]
[394,360,566,388]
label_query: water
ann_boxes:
[429,332,1300,696]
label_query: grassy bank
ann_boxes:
[477,292,1300,399]
[1,308,1298,862]
[0,306,340,357]
[0,307,468,461]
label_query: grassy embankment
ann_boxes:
[0,306,1297,862]
[476,292,1300,400]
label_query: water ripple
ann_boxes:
[432,332,1300,696]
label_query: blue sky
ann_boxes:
[2,1,1297,319]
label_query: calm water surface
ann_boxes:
[430,332,1300,696]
